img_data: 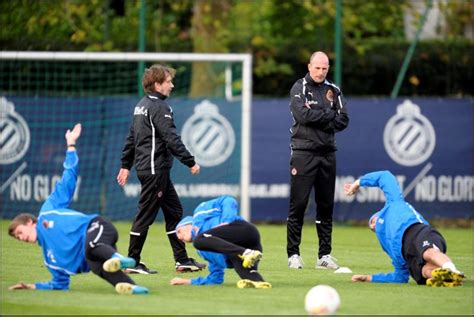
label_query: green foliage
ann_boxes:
[1,222,473,314]
[342,38,474,96]
[1,0,472,96]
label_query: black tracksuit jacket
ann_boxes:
[121,92,195,174]
[289,73,349,154]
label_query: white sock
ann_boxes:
[442,262,457,272]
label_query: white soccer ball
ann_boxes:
[304,285,341,315]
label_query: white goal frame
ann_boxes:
[0,51,253,220]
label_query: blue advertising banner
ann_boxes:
[1,96,472,221]
[250,98,474,221]
[0,96,241,220]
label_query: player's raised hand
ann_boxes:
[65,123,82,145]
[344,179,360,196]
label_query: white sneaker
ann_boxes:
[316,255,340,270]
[288,254,304,269]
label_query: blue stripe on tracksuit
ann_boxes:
[359,170,428,283]
[34,150,98,290]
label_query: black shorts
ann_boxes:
[402,223,447,285]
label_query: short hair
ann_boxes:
[309,51,329,65]
[8,213,37,237]
[142,64,176,94]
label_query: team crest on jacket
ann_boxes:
[326,89,334,102]
[157,191,163,198]
[291,168,297,175]
[42,220,54,229]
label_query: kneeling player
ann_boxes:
[344,170,465,287]
[170,196,271,289]
[8,124,148,295]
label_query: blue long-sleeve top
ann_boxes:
[359,170,428,283]
[189,196,243,285]
[35,150,98,290]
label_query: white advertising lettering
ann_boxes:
[9,174,81,202]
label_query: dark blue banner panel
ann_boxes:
[1,96,241,220]
[1,96,472,221]
[250,98,474,221]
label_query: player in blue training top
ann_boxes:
[344,170,465,287]
[8,123,148,295]
[169,196,271,289]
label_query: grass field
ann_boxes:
[1,221,472,315]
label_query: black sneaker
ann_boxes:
[175,258,207,273]
[124,262,158,275]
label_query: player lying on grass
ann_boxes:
[170,196,271,289]
[344,170,465,287]
[8,123,148,295]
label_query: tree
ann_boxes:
[189,0,231,97]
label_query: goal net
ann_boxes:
[0,52,252,220]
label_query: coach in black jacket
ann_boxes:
[287,51,349,270]
[117,64,205,274]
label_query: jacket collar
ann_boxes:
[304,73,324,86]
[147,91,167,100]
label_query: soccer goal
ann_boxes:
[0,51,252,221]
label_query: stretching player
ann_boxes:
[170,196,271,289]
[8,124,148,295]
[344,170,465,287]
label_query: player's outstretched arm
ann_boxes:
[344,179,360,196]
[40,124,81,211]
[170,277,191,285]
[351,275,372,283]
[9,282,36,290]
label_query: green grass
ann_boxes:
[1,221,472,315]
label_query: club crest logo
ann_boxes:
[383,100,436,166]
[291,168,297,176]
[42,220,54,229]
[326,89,334,102]
[182,100,235,167]
[0,97,31,165]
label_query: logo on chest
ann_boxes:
[42,220,54,229]
[326,90,334,102]
[134,106,148,116]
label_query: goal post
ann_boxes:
[0,51,252,221]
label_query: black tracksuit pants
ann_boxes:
[287,152,336,258]
[85,217,135,286]
[128,171,188,264]
[193,220,265,282]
